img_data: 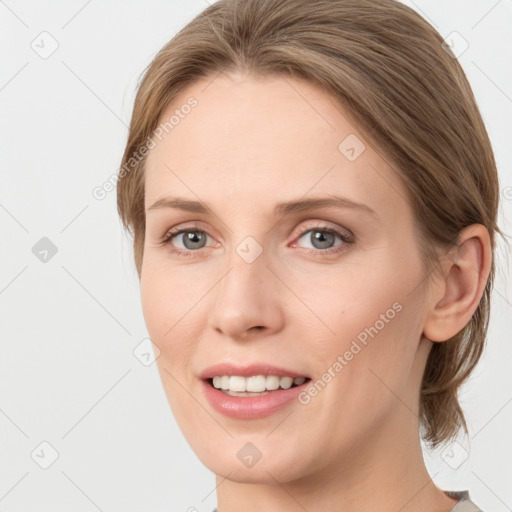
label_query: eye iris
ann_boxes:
[311,230,335,249]
[183,231,206,250]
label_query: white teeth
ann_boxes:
[211,375,307,392]
[220,375,230,390]
[280,376,293,389]
[266,375,280,391]
[246,375,266,392]
[229,376,246,392]
[212,376,220,388]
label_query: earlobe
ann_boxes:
[423,224,492,343]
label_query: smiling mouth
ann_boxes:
[205,376,312,396]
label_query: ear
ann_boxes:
[423,224,492,343]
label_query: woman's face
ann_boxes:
[141,72,435,482]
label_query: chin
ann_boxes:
[195,443,314,484]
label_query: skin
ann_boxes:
[141,71,491,512]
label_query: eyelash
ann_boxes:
[159,223,354,259]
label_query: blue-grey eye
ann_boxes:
[297,229,341,250]
[175,230,209,250]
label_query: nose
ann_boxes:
[209,249,285,341]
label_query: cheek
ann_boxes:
[140,261,207,379]
[288,257,409,344]
[295,248,424,386]
[140,259,197,336]
[140,270,166,341]
[140,268,182,374]
[310,257,425,413]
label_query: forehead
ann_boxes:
[143,72,409,220]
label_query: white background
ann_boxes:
[1,1,511,510]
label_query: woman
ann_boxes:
[116,0,504,510]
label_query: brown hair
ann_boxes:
[117,0,504,447]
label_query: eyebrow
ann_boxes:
[147,194,377,218]
[147,195,377,217]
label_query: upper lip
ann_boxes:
[199,363,310,380]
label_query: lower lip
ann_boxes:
[201,379,310,419]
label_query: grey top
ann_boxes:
[212,490,483,511]
[446,490,483,511]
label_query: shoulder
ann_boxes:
[445,490,485,512]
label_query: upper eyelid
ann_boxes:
[162,221,212,241]
[295,220,352,235]
[162,219,349,235]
